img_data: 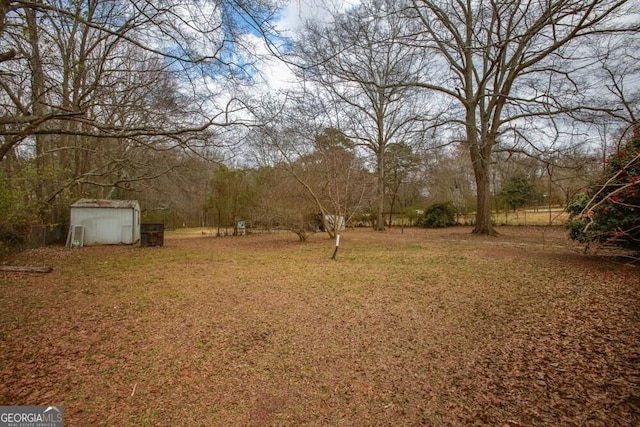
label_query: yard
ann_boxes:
[0,226,638,426]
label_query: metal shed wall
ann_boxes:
[70,205,140,245]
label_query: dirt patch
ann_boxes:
[0,227,638,426]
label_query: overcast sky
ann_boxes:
[250,0,362,92]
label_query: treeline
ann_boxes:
[1,0,638,247]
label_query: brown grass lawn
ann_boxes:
[0,226,638,426]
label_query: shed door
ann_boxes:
[97,217,121,244]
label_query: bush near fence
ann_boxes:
[0,223,66,258]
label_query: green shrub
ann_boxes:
[566,126,639,252]
[419,202,457,228]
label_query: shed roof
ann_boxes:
[71,198,139,209]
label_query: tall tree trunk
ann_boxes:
[472,158,493,235]
[470,143,496,235]
[388,192,396,228]
[463,10,496,238]
[466,81,496,235]
[375,149,385,231]
[26,6,50,222]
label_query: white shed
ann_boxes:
[70,199,141,245]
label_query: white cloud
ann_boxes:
[236,33,298,92]
[276,0,362,34]
[179,0,365,112]
[248,0,363,92]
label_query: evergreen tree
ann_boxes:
[499,174,537,212]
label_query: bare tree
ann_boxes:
[244,163,321,241]
[306,128,374,234]
[424,144,476,213]
[249,96,373,238]
[384,142,422,226]
[545,147,601,206]
[296,0,437,231]
[409,0,639,235]
[0,0,281,158]
[0,0,281,224]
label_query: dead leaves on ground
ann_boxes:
[0,227,638,426]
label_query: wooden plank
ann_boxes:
[0,266,53,273]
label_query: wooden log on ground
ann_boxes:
[0,266,53,273]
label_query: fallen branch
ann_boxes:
[0,266,53,273]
